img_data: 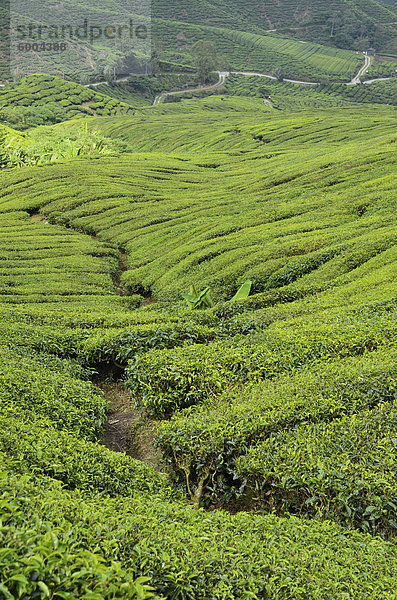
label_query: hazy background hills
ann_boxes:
[153,0,397,53]
[3,0,396,83]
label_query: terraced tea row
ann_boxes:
[224,75,397,108]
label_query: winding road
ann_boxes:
[153,71,229,105]
[0,54,393,100]
[347,53,373,85]
[150,54,392,106]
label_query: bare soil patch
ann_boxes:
[99,382,162,471]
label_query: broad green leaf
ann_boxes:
[230,279,252,302]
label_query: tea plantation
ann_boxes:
[0,74,134,130]
[153,0,397,53]
[224,74,397,108]
[7,0,394,81]
[0,86,397,597]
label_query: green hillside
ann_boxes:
[6,0,394,84]
[0,94,397,596]
[0,74,134,130]
[153,0,397,53]
[223,74,397,108]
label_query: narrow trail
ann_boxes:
[348,53,373,85]
[98,382,162,471]
[27,211,160,469]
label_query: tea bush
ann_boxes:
[0,410,175,501]
[157,347,397,504]
[0,349,107,439]
[237,400,397,537]
[2,467,397,599]
[126,311,396,416]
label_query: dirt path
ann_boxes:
[98,382,162,470]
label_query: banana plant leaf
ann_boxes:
[230,279,252,303]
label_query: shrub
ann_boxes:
[126,313,396,417]
[237,400,397,538]
[156,348,397,505]
[2,468,397,599]
[0,410,176,501]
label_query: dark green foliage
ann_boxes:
[152,0,397,55]
[0,410,175,501]
[0,74,133,130]
[126,312,396,417]
[2,468,397,599]
[157,347,397,508]
[237,400,397,537]
[81,321,219,366]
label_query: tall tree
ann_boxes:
[191,40,217,83]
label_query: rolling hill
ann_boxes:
[153,0,397,52]
[1,0,397,594]
[4,0,396,84]
[0,93,397,596]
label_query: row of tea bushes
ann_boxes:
[156,346,397,506]
[237,399,397,538]
[0,347,107,439]
[0,74,134,129]
[365,62,397,79]
[0,409,175,502]
[80,320,220,366]
[2,465,397,599]
[0,468,159,599]
[126,310,397,416]
[225,74,397,108]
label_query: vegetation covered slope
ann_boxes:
[223,75,397,108]
[4,1,379,83]
[0,95,396,597]
[152,0,397,52]
[0,74,134,130]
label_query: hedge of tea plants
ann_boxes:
[156,345,397,511]
[237,398,397,536]
[2,465,397,599]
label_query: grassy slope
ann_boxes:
[153,0,397,53]
[5,1,381,83]
[1,97,397,596]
